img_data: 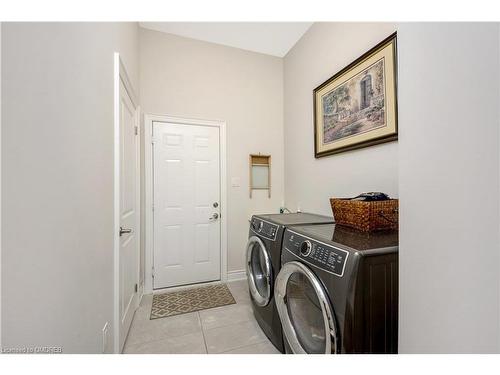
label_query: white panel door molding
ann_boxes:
[113,54,140,353]
[152,121,221,289]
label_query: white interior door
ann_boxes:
[153,121,221,289]
[117,78,140,352]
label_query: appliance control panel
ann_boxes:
[284,230,349,277]
[250,217,278,241]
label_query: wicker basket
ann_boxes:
[330,198,399,232]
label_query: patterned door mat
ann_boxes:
[150,283,236,319]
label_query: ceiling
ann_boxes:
[139,22,313,57]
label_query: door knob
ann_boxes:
[209,213,219,221]
[119,227,133,236]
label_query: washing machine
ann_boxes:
[275,223,398,354]
[246,213,334,353]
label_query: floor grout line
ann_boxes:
[199,304,254,333]
[125,327,205,350]
[219,341,278,354]
[201,315,255,333]
[198,312,209,354]
[214,337,270,354]
[124,329,205,346]
[201,319,268,354]
[125,305,204,350]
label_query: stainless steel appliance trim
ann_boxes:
[274,261,338,354]
[246,235,272,307]
[300,240,312,256]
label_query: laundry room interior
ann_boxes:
[2,15,500,360]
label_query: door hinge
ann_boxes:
[134,126,138,136]
[134,283,138,293]
[152,267,155,279]
[152,204,155,212]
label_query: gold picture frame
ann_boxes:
[313,33,398,158]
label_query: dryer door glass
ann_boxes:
[275,261,338,354]
[286,272,326,353]
[246,236,272,306]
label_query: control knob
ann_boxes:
[300,240,312,257]
[251,220,258,230]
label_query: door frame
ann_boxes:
[144,114,228,294]
[113,53,141,354]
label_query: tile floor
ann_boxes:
[123,279,281,354]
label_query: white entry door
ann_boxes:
[153,121,221,289]
[116,77,140,352]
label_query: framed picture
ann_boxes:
[313,32,398,158]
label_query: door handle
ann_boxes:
[209,213,219,221]
[119,227,133,236]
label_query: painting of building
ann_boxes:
[322,58,386,144]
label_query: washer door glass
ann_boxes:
[246,236,272,306]
[286,272,327,353]
[275,261,338,354]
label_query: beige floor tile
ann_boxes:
[233,295,252,307]
[199,303,254,330]
[139,294,153,308]
[227,281,252,306]
[221,341,281,354]
[227,280,249,295]
[124,332,206,354]
[227,279,248,289]
[204,319,268,354]
[122,281,263,354]
[125,311,201,347]
[133,304,152,322]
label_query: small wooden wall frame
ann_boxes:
[249,154,271,198]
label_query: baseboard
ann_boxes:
[138,281,145,303]
[153,280,222,294]
[227,269,247,282]
[150,271,247,295]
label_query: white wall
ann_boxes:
[1,22,139,353]
[283,23,398,216]
[398,23,500,353]
[139,28,285,273]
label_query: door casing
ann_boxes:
[144,114,228,294]
[113,53,141,354]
